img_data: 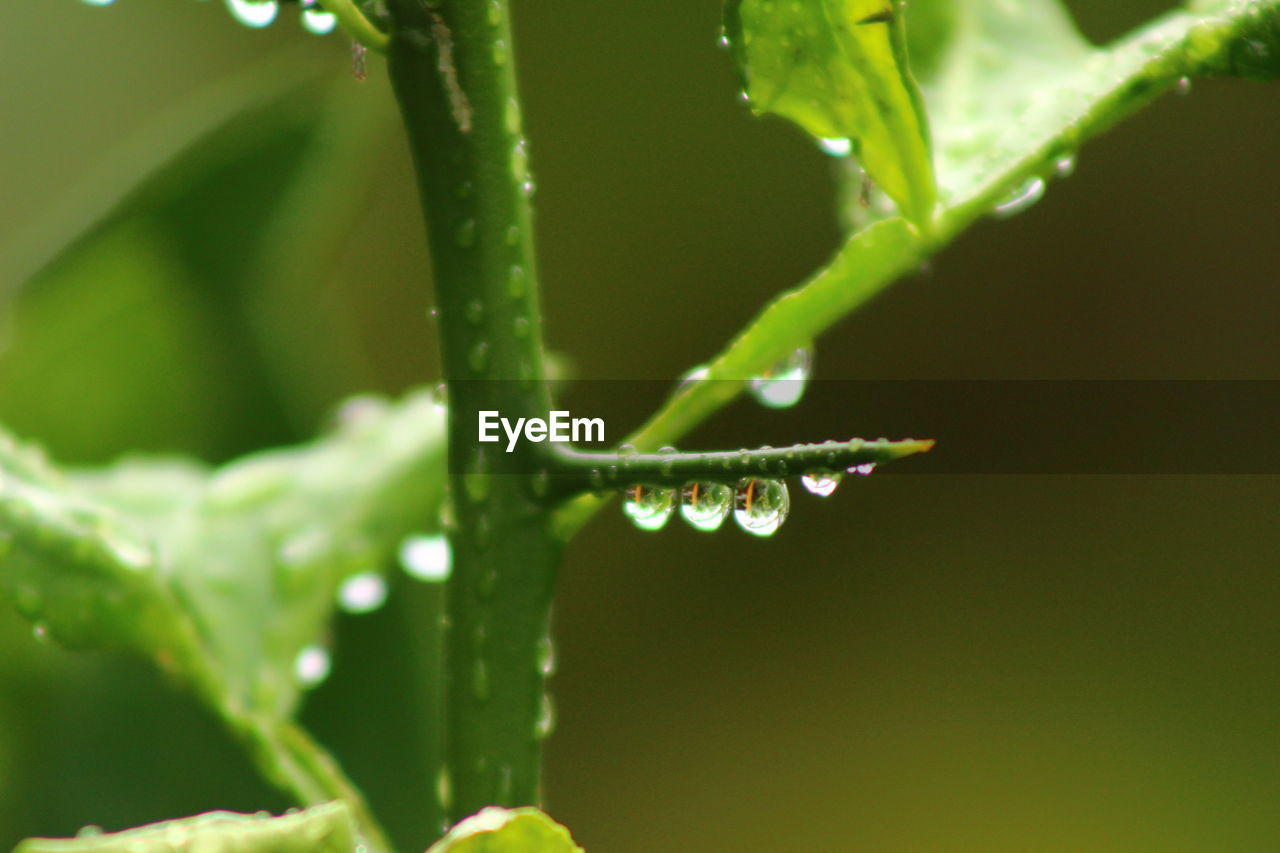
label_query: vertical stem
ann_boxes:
[384,0,562,825]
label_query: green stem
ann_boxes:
[385,0,561,825]
[544,438,934,499]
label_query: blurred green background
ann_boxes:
[3,1,1280,850]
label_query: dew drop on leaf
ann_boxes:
[622,484,676,531]
[80,0,115,6]
[679,481,733,531]
[294,645,331,687]
[337,571,388,614]
[1055,155,1077,178]
[849,462,877,476]
[734,478,790,537]
[748,347,812,409]
[800,471,843,497]
[400,533,452,582]
[226,0,279,28]
[994,176,1046,218]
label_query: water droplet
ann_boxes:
[748,347,813,409]
[487,0,503,26]
[508,265,527,298]
[226,0,279,28]
[505,225,520,246]
[492,39,509,66]
[733,479,790,537]
[679,481,733,531]
[464,299,485,324]
[32,622,50,643]
[338,571,388,614]
[431,382,449,409]
[848,462,877,476]
[658,445,678,478]
[1176,76,1192,96]
[472,660,491,700]
[456,219,477,248]
[534,693,556,740]
[617,443,638,457]
[400,534,451,582]
[993,176,1046,218]
[1054,155,1077,178]
[436,766,453,812]
[622,485,676,531]
[301,6,336,34]
[536,634,556,676]
[818,137,853,157]
[75,826,103,839]
[80,0,115,6]
[295,645,331,687]
[801,471,843,497]
[676,364,709,393]
[513,316,530,337]
[465,449,491,502]
[468,341,490,373]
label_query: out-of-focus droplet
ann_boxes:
[337,571,388,614]
[800,471,842,497]
[400,534,452,582]
[748,347,812,409]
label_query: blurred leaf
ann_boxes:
[13,801,356,853]
[427,808,583,853]
[725,0,936,226]
[1,391,448,848]
[0,69,396,463]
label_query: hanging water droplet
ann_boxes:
[748,347,813,409]
[431,382,448,409]
[294,645,331,687]
[818,137,853,157]
[679,481,733,531]
[733,479,790,537]
[622,485,676,531]
[801,471,842,497]
[226,0,279,28]
[994,176,1046,218]
[658,445,678,478]
[1176,76,1192,96]
[534,693,556,740]
[1054,155,1077,178]
[337,571,388,614]
[400,534,452,582]
[300,5,337,34]
[848,462,877,476]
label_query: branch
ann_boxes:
[545,437,934,500]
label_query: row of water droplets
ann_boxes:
[622,461,875,537]
[80,0,341,35]
[633,346,876,536]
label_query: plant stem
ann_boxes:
[384,0,561,825]
[545,438,934,499]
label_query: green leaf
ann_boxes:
[725,0,937,227]
[428,808,583,853]
[1,390,448,849]
[13,802,356,853]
